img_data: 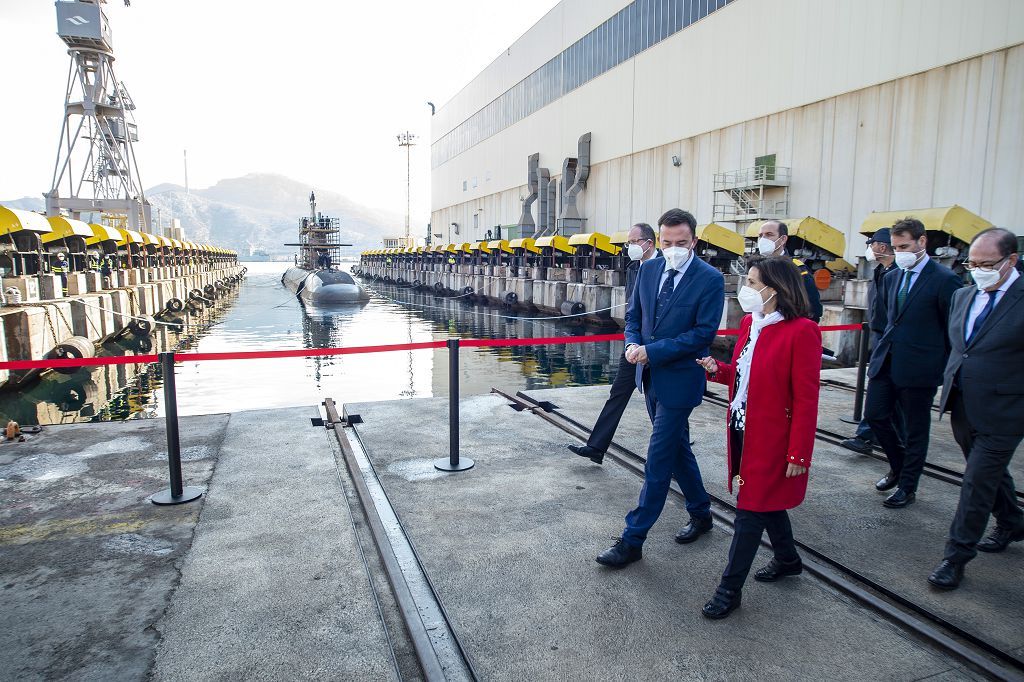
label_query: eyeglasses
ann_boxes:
[961,256,1007,271]
[627,239,653,246]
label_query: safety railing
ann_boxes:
[0,323,866,505]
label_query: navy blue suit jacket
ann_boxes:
[868,258,960,388]
[625,256,725,409]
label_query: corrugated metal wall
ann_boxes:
[433,44,1023,257]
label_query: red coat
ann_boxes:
[709,315,821,512]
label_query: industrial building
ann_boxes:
[429,0,1024,257]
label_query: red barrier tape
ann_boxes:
[461,333,624,348]
[0,354,159,371]
[0,325,864,371]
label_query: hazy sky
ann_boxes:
[1,0,558,226]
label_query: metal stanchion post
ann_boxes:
[435,338,474,472]
[151,351,205,504]
[840,322,871,425]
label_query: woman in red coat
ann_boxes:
[697,256,822,619]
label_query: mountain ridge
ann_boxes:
[2,173,405,255]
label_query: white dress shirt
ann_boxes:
[966,267,1019,339]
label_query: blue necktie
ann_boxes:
[896,270,914,314]
[967,291,998,343]
[655,269,678,323]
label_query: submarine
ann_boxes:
[282,192,369,305]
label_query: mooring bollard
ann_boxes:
[151,351,205,505]
[434,338,474,472]
[840,322,871,425]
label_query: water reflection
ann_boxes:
[1,262,625,423]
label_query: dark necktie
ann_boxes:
[655,269,678,322]
[967,291,998,343]
[896,270,914,313]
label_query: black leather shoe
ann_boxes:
[754,557,803,583]
[841,437,873,455]
[977,525,1024,553]
[702,587,741,619]
[674,515,714,544]
[883,489,916,508]
[927,560,964,590]
[595,539,642,568]
[875,471,899,491]
[568,444,604,464]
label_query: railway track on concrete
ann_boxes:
[493,388,1024,681]
[702,390,1024,502]
[323,398,478,682]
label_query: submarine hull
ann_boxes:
[282,267,369,304]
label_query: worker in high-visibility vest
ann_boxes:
[52,252,70,296]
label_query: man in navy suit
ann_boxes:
[865,217,961,508]
[597,209,725,568]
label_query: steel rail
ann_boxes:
[495,388,1024,681]
[324,398,477,681]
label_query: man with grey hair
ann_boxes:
[929,227,1024,590]
[569,222,658,463]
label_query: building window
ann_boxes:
[432,0,735,168]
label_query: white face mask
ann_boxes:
[894,248,924,270]
[864,246,877,263]
[627,242,649,261]
[737,284,774,314]
[971,260,1007,291]
[662,246,690,271]
[757,237,780,256]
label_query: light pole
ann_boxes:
[397,131,417,245]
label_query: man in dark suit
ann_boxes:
[569,223,658,464]
[842,228,905,454]
[596,209,725,567]
[756,220,823,322]
[865,217,961,508]
[928,228,1024,590]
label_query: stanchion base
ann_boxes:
[839,415,861,425]
[150,486,205,505]
[434,457,475,472]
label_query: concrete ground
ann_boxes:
[522,383,1024,659]
[348,392,983,681]
[0,415,228,681]
[0,407,399,682]
[2,382,1017,681]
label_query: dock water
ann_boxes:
[0,371,1020,679]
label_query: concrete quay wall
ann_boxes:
[0,264,244,389]
[356,261,865,364]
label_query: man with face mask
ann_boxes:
[569,223,658,464]
[841,228,904,455]
[864,217,961,508]
[756,221,823,322]
[928,228,1024,590]
[595,209,724,568]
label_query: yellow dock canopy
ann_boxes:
[859,205,992,245]
[42,216,93,243]
[115,228,144,247]
[0,206,53,236]
[487,239,513,254]
[457,242,473,254]
[535,235,576,254]
[86,223,121,244]
[696,223,745,256]
[746,216,846,259]
[509,237,541,254]
[470,241,492,254]
[567,232,620,255]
